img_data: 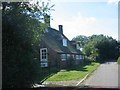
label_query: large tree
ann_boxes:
[72,35,88,48]
[2,1,53,88]
[73,34,119,62]
[83,35,119,62]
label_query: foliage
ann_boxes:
[72,35,88,48]
[73,34,119,62]
[2,1,53,88]
[117,57,120,64]
[84,35,119,62]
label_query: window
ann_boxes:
[76,55,79,60]
[67,54,71,59]
[45,28,49,32]
[76,43,80,50]
[41,63,48,67]
[61,54,66,61]
[76,55,83,60]
[40,48,48,67]
[80,55,83,59]
[63,38,67,46]
[72,54,75,59]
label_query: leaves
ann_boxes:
[72,35,88,48]
[73,34,119,62]
[2,1,53,88]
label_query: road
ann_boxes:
[81,62,119,88]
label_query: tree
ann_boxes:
[2,1,53,88]
[83,34,119,62]
[72,35,88,48]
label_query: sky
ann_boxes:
[46,0,119,40]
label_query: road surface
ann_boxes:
[81,62,119,88]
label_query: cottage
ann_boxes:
[39,15,84,69]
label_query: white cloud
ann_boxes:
[51,12,118,40]
[51,12,98,40]
[107,0,119,5]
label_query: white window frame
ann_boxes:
[63,38,67,46]
[41,63,48,67]
[61,54,66,61]
[40,48,48,67]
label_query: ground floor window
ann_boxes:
[67,54,71,59]
[61,54,67,61]
[76,55,79,60]
[80,55,83,59]
[41,62,48,67]
[40,48,48,67]
[72,54,75,59]
[76,55,83,60]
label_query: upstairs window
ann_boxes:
[63,38,67,46]
[76,43,80,50]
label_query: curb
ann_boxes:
[76,64,100,86]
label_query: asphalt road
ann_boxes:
[81,62,119,88]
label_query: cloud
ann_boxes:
[107,0,119,5]
[51,12,98,40]
[51,12,118,40]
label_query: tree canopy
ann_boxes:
[72,35,88,48]
[2,1,53,88]
[72,34,119,62]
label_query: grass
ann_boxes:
[39,67,59,83]
[46,62,100,81]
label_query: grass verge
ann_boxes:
[46,62,100,81]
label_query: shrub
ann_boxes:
[2,2,45,88]
[117,57,120,64]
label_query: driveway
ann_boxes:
[81,62,119,88]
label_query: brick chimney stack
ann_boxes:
[58,25,63,34]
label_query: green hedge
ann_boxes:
[117,57,120,64]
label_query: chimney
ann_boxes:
[59,25,63,34]
[44,14,50,27]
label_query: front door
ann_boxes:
[40,48,48,67]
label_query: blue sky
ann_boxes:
[48,0,119,40]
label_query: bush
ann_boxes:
[2,2,44,88]
[84,56,91,65]
[117,57,120,64]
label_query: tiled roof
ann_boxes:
[41,27,83,54]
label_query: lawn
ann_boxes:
[46,62,100,81]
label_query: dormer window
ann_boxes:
[76,43,80,50]
[45,28,49,32]
[63,38,67,46]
